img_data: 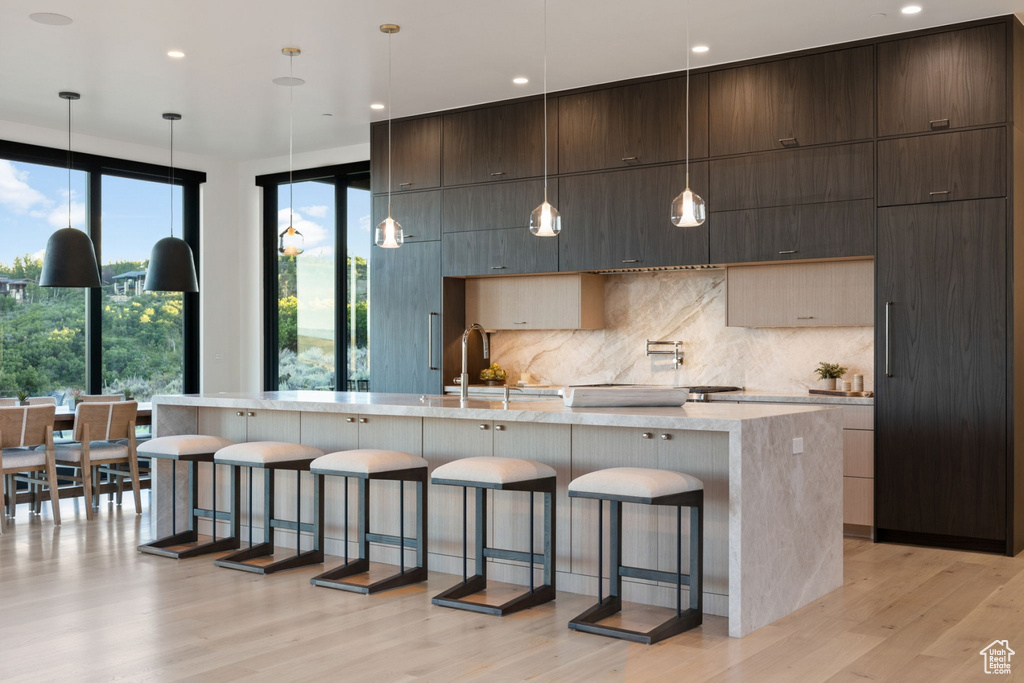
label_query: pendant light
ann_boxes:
[39,91,101,288]
[278,47,305,257]
[145,113,199,292]
[375,24,404,249]
[529,0,560,237]
[670,2,706,228]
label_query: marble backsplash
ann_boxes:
[488,269,874,392]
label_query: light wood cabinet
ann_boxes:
[726,260,873,327]
[465,273,605,331]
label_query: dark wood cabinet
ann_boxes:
[442,227,559,277]
[370,117,442,195]
[877,24,1007,137]
[372,190,441,242]
[369,241,442,394]
[877,128,1006,206]
[710,199,874,264]
[558,162,709,271]
[558,74,708,173]
[711,142,873,212]
[876,199,1007,545]
[442,100,556,186]
[443,179,557,233]
[709,46,874,156]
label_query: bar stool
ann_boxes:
[308,449,428,594]
[567,467,703,645]
[136,435,238,559]
[430,456,556,616]
[213,441,325,575]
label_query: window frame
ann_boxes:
[0,138,205,394]
[256,161,371,391]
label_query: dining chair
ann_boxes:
[79,394,125,402]
[1,404,61,530]
[25,397,58,406]
[0,399,18,407]
[49,401,141,519]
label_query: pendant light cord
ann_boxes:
[685,0,691,187]
[387,30,393,217]
[67,96,72,229]
[169,118,175,238]
[542,0,548,203]
[289,51,295,231]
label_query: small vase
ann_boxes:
[817,378,836,391]
[483,380,506,386]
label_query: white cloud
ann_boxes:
[46,191,86,230]
[31,248,46,261]
[300,204,329,218]
[0,160,48,213]
[358,213,371,233]
[303,246,335,259]
[278,208,327,247]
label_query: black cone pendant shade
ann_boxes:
[145,113,198,293]
[40,91,101,288]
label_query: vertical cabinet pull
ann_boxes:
[428,312,439,370]
[885,301,893,378]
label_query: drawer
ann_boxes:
[877,128,1006,206]
[442,227,559,277]
[843,429,874,478]
[712,142,873,212]
[843,476,874,527]
[842,406,873,430]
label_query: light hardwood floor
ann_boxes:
[1,498,1023,682]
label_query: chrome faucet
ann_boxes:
[461,323,490,401]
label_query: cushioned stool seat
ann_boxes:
[214,441,325,575]
[568,467,703,501]
[137,435,239,560]
[431,456,557,617]
[568,466,705,645]
[309,449,429,594]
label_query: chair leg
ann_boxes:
[80,461,94,521]
[128,454,142,514]
[45,460,62,526]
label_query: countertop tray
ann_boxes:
[808,389,874,397]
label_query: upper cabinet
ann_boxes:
[370,117,442,195]
[372,190,442,243]
[877,24,1006,137]
[709,46,874,156]
[558,75,709,174]
[442,100,557,186]
[466,274,605,331]
[443,179,556,233]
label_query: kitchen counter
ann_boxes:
[444,385,874,406]
[151,391,844,638]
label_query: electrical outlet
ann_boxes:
[214,352,224,364]
[792,437,804,454]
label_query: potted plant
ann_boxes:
[16,390,28,406]
[814,362,848,391]
[479,363,509,386]
[70,388,83,407]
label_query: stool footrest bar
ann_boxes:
[618,565,692,585]
[365,532,419,548]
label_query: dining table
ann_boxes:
[52,402,153,432]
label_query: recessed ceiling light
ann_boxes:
[901,5,922,14]
[272,76,305,87]
[29,12,72,25]
[167,50,185,58]
[370,103,386,110]
[513,77,529,85]
[692,45,710,53]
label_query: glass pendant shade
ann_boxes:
[529,201,561,237]
[39,227,101,287]
[375,215,404,248]
[671,187,706,227]
[145,236,198,292]
[278,225,304,256]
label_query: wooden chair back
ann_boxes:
[25,397,58,406]
[0,398,17,407]
[0,405,57,449]
[79,394,124,403]
[73,401,138,441]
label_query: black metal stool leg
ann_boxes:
[597,499,603,605]
[171,461,176,534]
[399,480,405,574]
[462,486,468,582]
[211,462,217,542]
[248,467,253,548]
[529,491,535,593]
[344,475,349,563]
[295,469,301,557]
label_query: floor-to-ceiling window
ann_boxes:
[258,162,370,391]
[0,140,203,403]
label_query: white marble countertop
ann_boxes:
[443,385,874,405]
[153,390,838,431]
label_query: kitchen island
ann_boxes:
[150,391,844,638]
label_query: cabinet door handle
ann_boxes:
[885,301,893,378]
[404,234,415,239]
[491,266,507,270]
[399,182,413,187]
[495,425,505,431]
[489,171,506,177]
[778,137,798,147]
[513,321,527,325]
[236,411,244,417]
[346,417,355,423]
[621,156,638,162]
[778,249,798,255]
[246,411,255,417]
[622,259,640,264]
[359,417,368,424]
[929,190,950,196]
[479,423,489,430]
[641,432,653,439]
[428,312,439,370]
[929,118,950,130]
[797,316,815,320]
[660,433,671,441]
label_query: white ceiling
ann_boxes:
[0,0,1020,161]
